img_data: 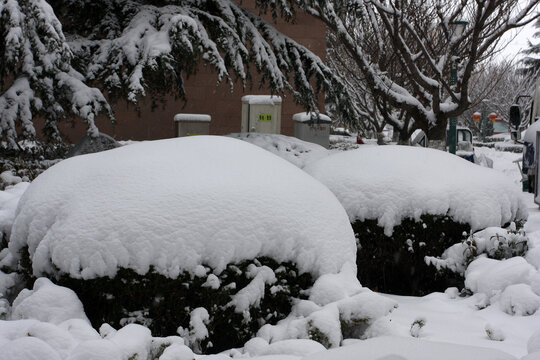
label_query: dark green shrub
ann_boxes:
[0,142,70,189]
[21,255,312,354]
[353,214,470,296]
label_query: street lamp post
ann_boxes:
[448,20,468,155]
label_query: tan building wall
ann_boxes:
[53,3,326,143]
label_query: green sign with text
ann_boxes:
[258,114,272,122]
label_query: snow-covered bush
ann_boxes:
[351,214,469,294]
[304,145,528,295]
[7,136,362,352]
[254,264,397,348]
[426,226,529,276]
[461,255,540,315]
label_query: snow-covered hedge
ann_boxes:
[9,136,355,279]
[5,136,372,351]
[304,145,528,295]
[54,257,315,352]
[304,146,527,233]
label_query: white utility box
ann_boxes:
[174,114,211,137]
[293,112,332,148]
[241,95,282,134]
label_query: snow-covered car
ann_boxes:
[330,127,352,136]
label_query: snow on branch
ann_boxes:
[283,0,540,140]
[0,78,36,149]
[0,0,110,146]
[2,0,355,144]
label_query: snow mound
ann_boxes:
[528,329,540,354]
[227,133,329,168]
[303,335,516,360]
[499,284,540,316]
[465,257,536,296]
[0,170,22,187]
[2,336,62,360]
[10,278,89,324]
[9,136,355,279]
[244,338,326,357]
[0,317,184,360]
[0,182,30,239]
[304,146,528,235]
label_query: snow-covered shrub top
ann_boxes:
[9,136,356,279]
[227,133,329,168]
[304,145,528,235]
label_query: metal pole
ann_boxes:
[448,59,458,154]
[481,105,486,142]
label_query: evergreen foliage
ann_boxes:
[19,254,313,354]
[0,0,351,147]
[521,17,540,75]
[0,0,112,147]
[353,214,470,296]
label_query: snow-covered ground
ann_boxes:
[1,138,540,360]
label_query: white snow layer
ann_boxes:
[306,336,517,360]
[241,95,282,105]
[304,145,528,235]
[227,133,329,168]
[292,112,332,123]
[0,316,186,360]
[0,181,29,239]
[8,136,356,279]
[174,114,211,122]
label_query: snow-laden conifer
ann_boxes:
[0,0,111,148]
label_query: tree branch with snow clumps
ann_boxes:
[0,0,353,145]
[278,0,540,141]
[0,0,111,148]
